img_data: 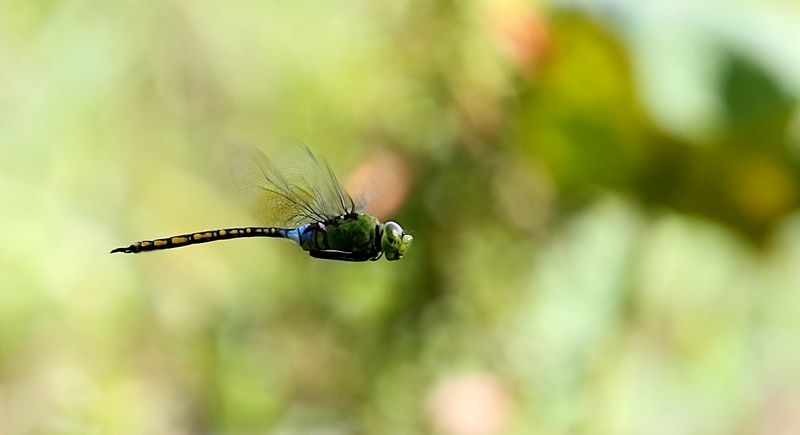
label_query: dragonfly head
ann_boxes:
[381,221,413,261]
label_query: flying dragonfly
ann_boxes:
[111,145,413,261]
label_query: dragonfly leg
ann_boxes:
[309,250,373,262]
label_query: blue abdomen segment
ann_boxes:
[286,224,315,250]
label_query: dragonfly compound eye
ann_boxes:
[382,221,411,260]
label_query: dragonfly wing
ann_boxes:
[286,145,357,219]
[228,143,356,227]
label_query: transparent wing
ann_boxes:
[228,143,358,228]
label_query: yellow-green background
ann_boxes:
[2,0,800,434]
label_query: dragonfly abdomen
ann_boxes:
[110,227,289,254]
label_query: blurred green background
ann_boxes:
[2,0,800,434]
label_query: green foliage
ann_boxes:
[2,1,800,434]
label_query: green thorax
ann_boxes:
[302,213,380,255]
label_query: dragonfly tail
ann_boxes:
[110,227,289,254]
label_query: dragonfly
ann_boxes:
[110,145,413,261]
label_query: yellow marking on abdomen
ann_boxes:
[141,241,152,247]
[246,228,252,234]
[154,240,167,247]
[192,232,213,241]
[230,229,238,235]
[219,229,227,236]
[172,236,188,244]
